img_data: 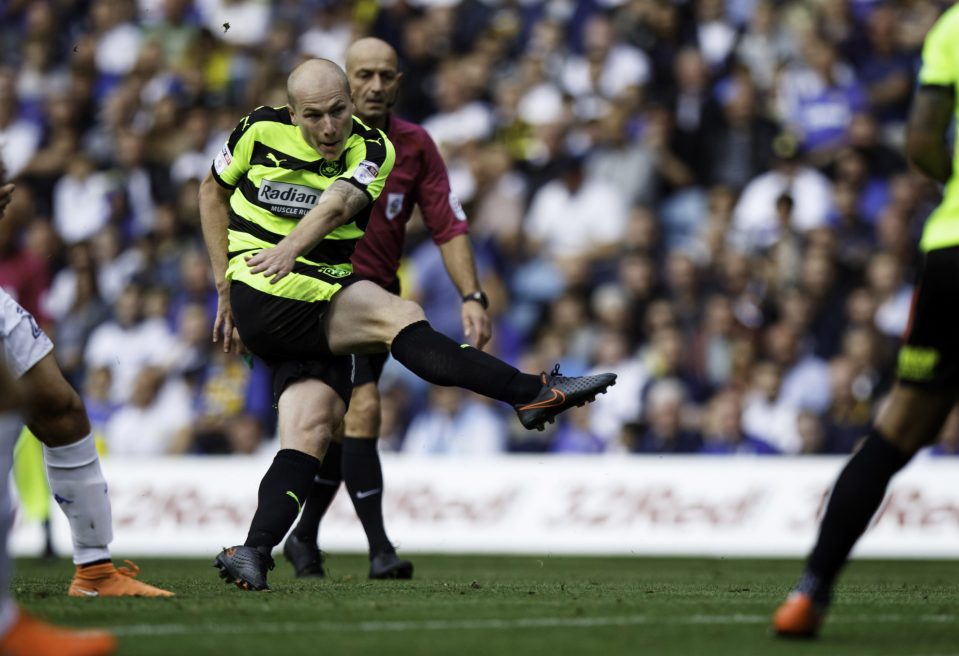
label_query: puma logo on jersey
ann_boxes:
[366,137,383,146]
[266,152,286,167]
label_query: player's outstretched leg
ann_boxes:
[513,364,618,431]
[387,321,617,431]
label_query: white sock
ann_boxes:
[0,413,20,637]
[43,433,112,565]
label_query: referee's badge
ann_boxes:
[386,193,404,220]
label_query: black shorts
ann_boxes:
[353,352,389,387]
[231,282,354,406]
[897,246,959,390]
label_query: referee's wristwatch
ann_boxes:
[461,290,489,309]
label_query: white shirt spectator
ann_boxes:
[196,0,270,47]
[298,21,351,66]
[561,45,650,100]
[518,83,564,126]
[0,119,41,179]
[524,177,628,260]
[732,167,833,250]
[84,319,179,403]
[586,357,646,451]
[95,22,143,75]
[874,284,914,338]
[402,398,507,455]
[742,392,804,454]
[422,101,493,149]
[780,355,832,414]
[52,167,114,244]
[171,145,218,184]
[104,376,193,456]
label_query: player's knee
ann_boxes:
[392,299,426,331]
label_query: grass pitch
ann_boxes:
[12,555,959,655]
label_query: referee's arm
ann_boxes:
[246,180,370,283]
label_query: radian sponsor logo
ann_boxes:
[257,181,320,216]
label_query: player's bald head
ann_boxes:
[286,59,350,109]
[345,38,398,75]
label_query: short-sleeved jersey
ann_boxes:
[918,5,959,252]
[351,114,468,289]
[211,106,395,302]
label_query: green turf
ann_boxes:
[12,555,959,656]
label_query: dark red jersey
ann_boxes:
[351,114,468,288]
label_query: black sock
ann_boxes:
[342,437,392,556]
[291,441,343,543]
[245,449,319,550]
[804,430,911,602]
[390,320,542,405]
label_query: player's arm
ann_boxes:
[245,180,370,282]
[199,172,233,291]
[905,85,954,184]
[200,112,257,351]
[0,181,14,218]
[198,171,243,352]
[415,128,491,347]
[438,235,491,349]
[0,361,22,413]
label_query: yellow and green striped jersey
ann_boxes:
[918,5,959,252]
[210,105,395,301]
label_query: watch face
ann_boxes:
[464,291,488,309]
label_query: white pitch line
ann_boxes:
[109,613,958,637]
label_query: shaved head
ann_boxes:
[344,38,402,128]
[286,58,350,110]
[345,38,398,74]
[286,59,354,160]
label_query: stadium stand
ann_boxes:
[0,0,955,458]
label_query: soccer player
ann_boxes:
[200,59,615,591]
[0,189,171,599]
[0,185,115,656]
[281,38,492,581]
[774,6,959,637]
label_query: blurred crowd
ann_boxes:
[1,0,958,458]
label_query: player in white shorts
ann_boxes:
[0,184,170,599]
[0,303,115,653]
[0,176,116,656]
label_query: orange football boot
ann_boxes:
[772,591,825,638]
[68,560,174,598]
[0,609,116,656]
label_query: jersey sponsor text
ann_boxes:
[257,180,320,217]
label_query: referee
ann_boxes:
[199,59,616,591]
[282,39,492,581]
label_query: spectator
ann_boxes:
[632,378,703,454]
[741,360,804,454]
[700,389,779,455]
[103,365,193,456]
[401,386,507,455]
[732,133,834,251]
